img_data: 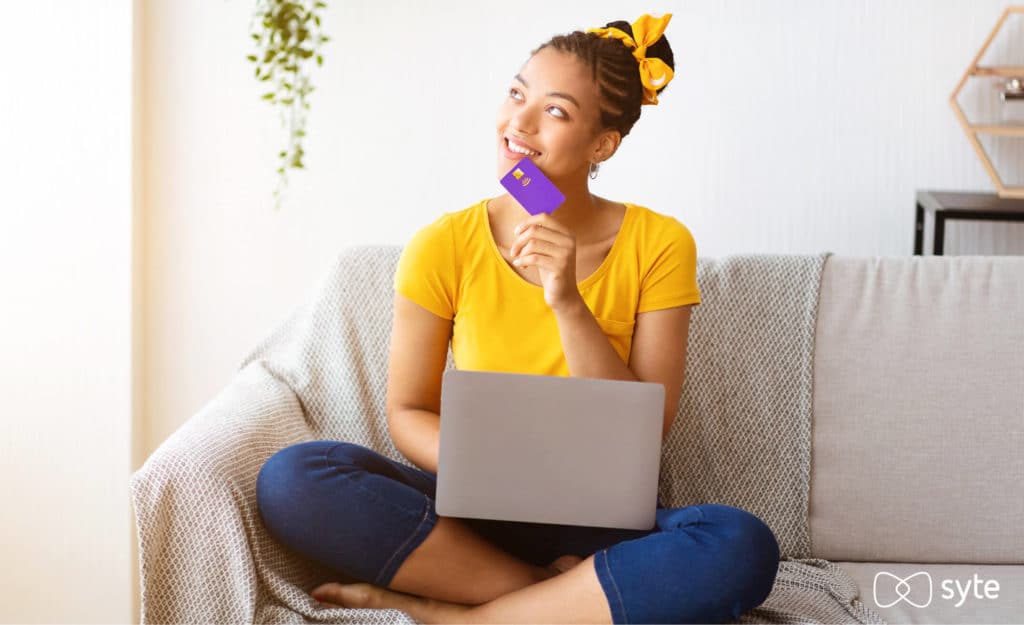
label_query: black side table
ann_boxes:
[915,190,1024,255]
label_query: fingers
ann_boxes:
[515,212,571,238]
[514,252,555,271]
[510,226,572,259]
[512,239,558,266]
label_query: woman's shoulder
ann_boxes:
[420,200,488,234]
[406,200,486,247]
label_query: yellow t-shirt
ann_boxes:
[393,198,701,377]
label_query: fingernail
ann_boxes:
[514,224,521,234]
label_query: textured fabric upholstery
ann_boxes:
[810,255,1024,564]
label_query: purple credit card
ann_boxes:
[500,157,566,215]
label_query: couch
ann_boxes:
[129,246,1024,624]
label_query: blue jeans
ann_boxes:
[256,440,780,624]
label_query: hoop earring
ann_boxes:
[589,162,600,180]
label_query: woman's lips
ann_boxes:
[501,137,541,161]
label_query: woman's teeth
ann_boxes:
[506,139,539,156]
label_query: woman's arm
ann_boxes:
[556,297,695,441]
[389,408,441,475]
[386,292,453,476]
[628,305,694,440]
[553,295,639,382]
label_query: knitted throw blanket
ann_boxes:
[128,246,884,624]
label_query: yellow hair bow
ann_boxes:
[586,13,675,105]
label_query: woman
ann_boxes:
[255,13,780,624]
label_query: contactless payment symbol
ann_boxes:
[500,157,565,215]
[511,168,531,186]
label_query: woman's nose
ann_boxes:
[509,105,541,134]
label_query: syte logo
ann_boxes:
[873,571,1000,609]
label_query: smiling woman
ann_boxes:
[491,15,677,242]
[256,12,781,625]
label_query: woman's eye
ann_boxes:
[508,88,567,119]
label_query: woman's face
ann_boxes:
[496,47,613,183]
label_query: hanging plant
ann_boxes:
[247,0,330,210]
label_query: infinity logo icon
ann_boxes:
[873,571,933,608]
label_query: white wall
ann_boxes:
[0,0,134,623]
[139,0,1024,460]
[1,1,1021,622]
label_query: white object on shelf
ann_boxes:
[1000,77,1024,124]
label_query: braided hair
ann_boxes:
[530,20,675,140]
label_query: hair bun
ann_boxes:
[605,18,675,81]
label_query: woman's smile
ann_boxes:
[501,135,543,161]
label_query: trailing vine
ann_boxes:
[247,0,329,210]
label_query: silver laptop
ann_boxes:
[435,369,664,530]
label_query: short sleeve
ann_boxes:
[393,215,456,320]
[636,219,701,313]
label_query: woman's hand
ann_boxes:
[509,212,581,312]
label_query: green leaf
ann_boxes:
[251,0,326,207]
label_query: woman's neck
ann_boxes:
[498,187,606,243]
[552,192,601,237]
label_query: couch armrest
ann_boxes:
[129,360,309,624]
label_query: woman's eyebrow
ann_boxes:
[513,73,580,109]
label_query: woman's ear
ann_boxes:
[593,130,621,164]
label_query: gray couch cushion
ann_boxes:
[810,255,1024,563]
[836,561,1024,623]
